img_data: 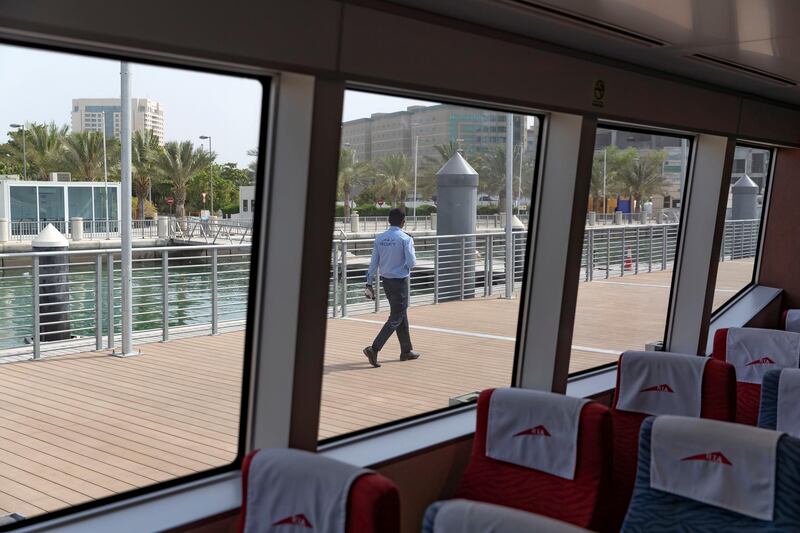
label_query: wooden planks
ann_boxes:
[0,264,751,518]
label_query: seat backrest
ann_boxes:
[456,388,611,531]
[607,352,736,531]
[784,309,800,333]
[758,368,800,438]
[240,449,400,533]
[622,417,800,532]
[423,499,591,533]
[713,327,800,425]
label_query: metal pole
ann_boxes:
[413,135,418,219]
[209,137,214,215]
[162,250,169,341]
[22,124,27,180]
[102,113,110,240]
[107,252,114,349]
[32,256,40,359]
[332,242,339,318]
[341,240,348,317]
[484,237,490,297]
[487,235,493,296]
[460,236,465,300]
[603,148,607,218]
[433,239,439,304]
[118,61,135,356]
[95,255,103,350]
[505,113,514,299]
[211,248,218,335]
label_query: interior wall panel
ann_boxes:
[759,148,800,307]
[739,100,800,147]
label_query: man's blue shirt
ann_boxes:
[366,226,417,284]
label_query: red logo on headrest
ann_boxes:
[746,356,775,367]
[640,384,674,393]
[273,514,313,528]
[681,452,732,465]
[513,424,551,437]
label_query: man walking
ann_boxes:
[363,208,420,368]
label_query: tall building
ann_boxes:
[71,98,165,143]
[341,104,529,165]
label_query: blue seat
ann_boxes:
[622,418,800,532]
[758,369,782,430]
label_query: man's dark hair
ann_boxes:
[388,208,406,226]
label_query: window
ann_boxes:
[320,89,540,441]
[572,127,692,375]
[242,199,248,212]
[712,146,773,312]
[733,158,746,173]
[0,42,264,524]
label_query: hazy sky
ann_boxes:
[0,44,262,167]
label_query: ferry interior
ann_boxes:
[4,0,800,532]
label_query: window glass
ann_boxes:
[68,186,94,220]
[571,127,692,374]
[712,146,772,312]
[0,42,262,522]
[321,89,540,441]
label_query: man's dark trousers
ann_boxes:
[371,277,413,353]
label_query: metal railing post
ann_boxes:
[587,230,593,281]
[484,236,490,297]
[635,227,640,274]
[649,226,654,272]
[341,240,348,317]
[662,228,668,270]
[434,239,440,304]
[211,248,219,335]
[620,229,626,277]
[460,236,466,300]
[605,228,610,279]
[162,250,169,342]
[107,252,115,349]
[32,256,41,359]
[487,235,494,296]
[95,255,103,350]
[332,242,339,318]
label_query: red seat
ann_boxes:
[607,353,736,532]
[455,389,611,531]
[713,328,787,426]
[239,449,400,533]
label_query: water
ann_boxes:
[0,250,251,351]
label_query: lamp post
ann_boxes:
[100,113,111,239]
[199,135,214,214]
[9,123,26,180]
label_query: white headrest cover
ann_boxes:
[725,328,800,384]
[433,500,590,533]
[786,310,800,333]
[616,351,708,417]
[650,416,783,521]
[486,388,588,480]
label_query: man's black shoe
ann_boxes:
[363,346,381,367]
[400,350,420,361]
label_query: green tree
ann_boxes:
[132,130,161,219]
[5,122,69,180]
[376,153,411,208]
[610,149,667,212]
[64,131,106,182]
[338,148,373,217]
[155,141,215,218]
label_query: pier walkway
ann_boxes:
[0,260,753,517]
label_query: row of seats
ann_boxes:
[237,325,800,532]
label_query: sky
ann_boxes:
[0,43,262,167]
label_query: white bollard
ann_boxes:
[350,212,360,233]
[0,218,8,243]
[71,217,84,241]
[614,211,623,225]
[588,212,596,226]
[431,212,437,231]
[157,215,169,238]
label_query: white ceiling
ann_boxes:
[388,0,800,106]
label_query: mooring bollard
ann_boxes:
[33,224,71,342]
[71,217,84,241]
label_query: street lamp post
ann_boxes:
[9,123,26,180]
[100,114,111,239]
[199,135,214,214]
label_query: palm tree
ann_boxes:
[132,130,161,219]
[423,141,463,167]
[338,148,372,217]
[376,153,411,207]
[611,150,668,212]
[155,141,215,218]
[64,131,106,181]
[6,122,68,180]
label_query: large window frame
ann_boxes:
[317,84,547,447]
[710,143,776,318]
[0,40,272,533]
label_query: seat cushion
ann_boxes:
[456,389,611,530]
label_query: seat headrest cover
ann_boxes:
[486,388,588,480]
[726,328,800,384]
[244,448,370,533]
[432,500,590,533]
[786,310,800,333]
[650,415,783,521]
[777,368,800,438]
[616,351,708,417]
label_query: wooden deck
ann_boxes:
[0,261,754,518]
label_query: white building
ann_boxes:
[231,185,255,222]
[71,98,165,143]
